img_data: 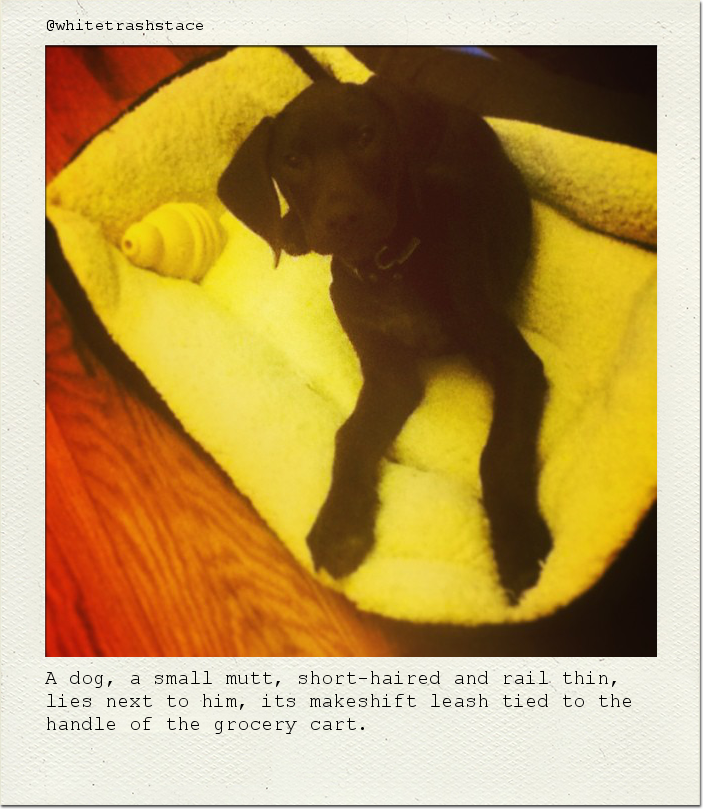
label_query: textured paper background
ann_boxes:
[1,0,699,805]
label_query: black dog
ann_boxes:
[218,77,551,601]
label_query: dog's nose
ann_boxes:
[325,208,361,236]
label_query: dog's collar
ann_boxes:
[343,235,421,285]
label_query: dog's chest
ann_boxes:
[337,274,452,354]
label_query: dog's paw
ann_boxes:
[306,495,377,579]
[489,505,552,605]
[308,526,374,579]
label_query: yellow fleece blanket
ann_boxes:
[46,47,656,625]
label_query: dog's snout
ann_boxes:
[310,192,396,260]
[325,206,362,236]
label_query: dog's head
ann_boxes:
[218,77,444,266]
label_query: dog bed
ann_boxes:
[46,46,656,625]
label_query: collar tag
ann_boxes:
[375,236,421,271]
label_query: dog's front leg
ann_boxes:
[307,339,423,578]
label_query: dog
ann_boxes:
[218,77,551,601]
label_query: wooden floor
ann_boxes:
[45,46,656,657]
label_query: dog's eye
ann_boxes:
[356,126,375,149]
[283,152,303,169]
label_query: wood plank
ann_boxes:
[46,47,123,181]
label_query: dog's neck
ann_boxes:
[339,187,423,285]
[340,231,422,285]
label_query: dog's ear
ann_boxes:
[280,211,309,256]
[218,116,283,262]
[364,75,446,168]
